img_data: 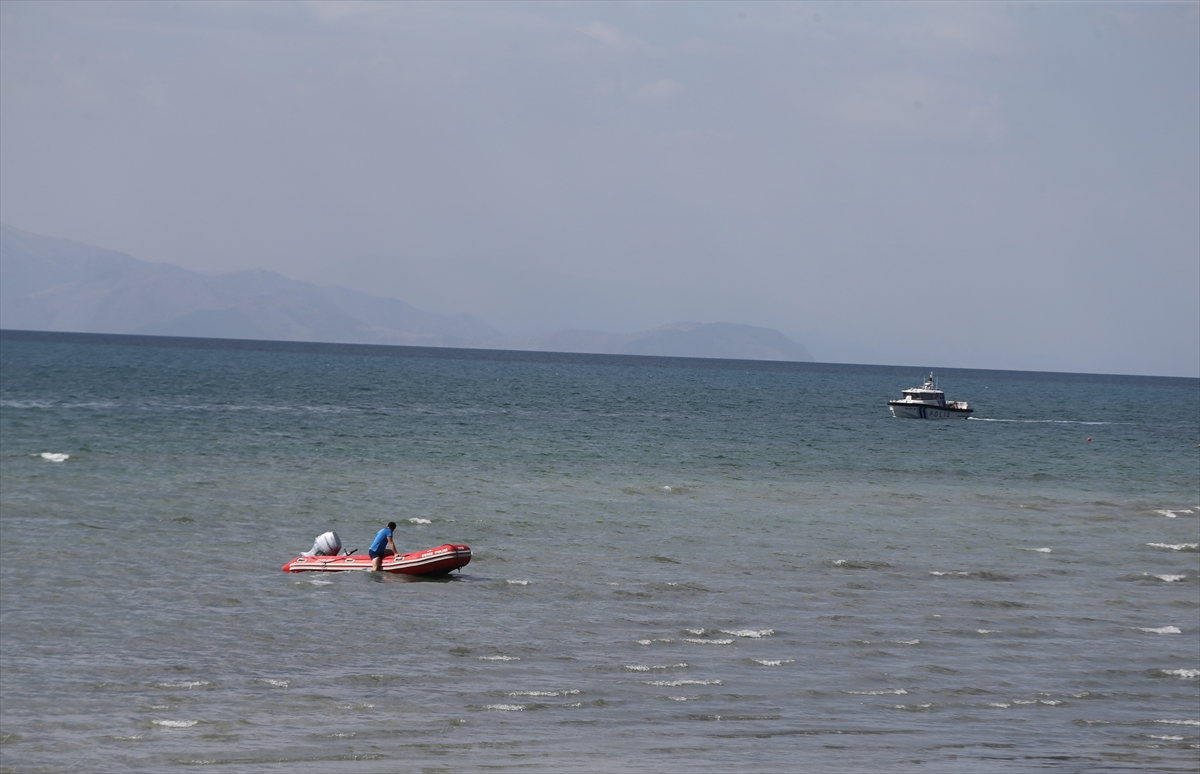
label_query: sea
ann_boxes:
[1,330,1197,774]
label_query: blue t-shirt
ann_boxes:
[370,527,392,554]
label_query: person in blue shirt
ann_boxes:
[369,522,399,571]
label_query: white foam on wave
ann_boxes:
[1163,669,1200,679]
[832,559,847,566]
[624,663,688,672]
[1019,547,1052,553]
[1136,626,1182,635]
[1155,719,1200,726]
[683,638,734,645]
[1149,734,1185,741]
[157,681,211,689]
[1151,574,1187,583]
[684,628,706,635]
[722,629,774,638]
[844,689,907,695]
[408,518,431,524]
[479,655,520,661]
[930,571,970,576]
[642,679,722,686]
[260,679,290,688]
[506,580,530,586]
[666,695,698,701]
[1154,509,1193,518]
[752,659,796,666]
[507,689,580,697]
[987,702,1011,708]
[976,629,1000,634]
[893,639,921,645]
[485,704,526,711]
[152,720,197,728]
[1147,543,1199,551]
[39,452,69,462]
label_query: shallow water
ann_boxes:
[1,332,1197,773]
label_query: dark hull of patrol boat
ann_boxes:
[888,402,973,419]
[282,543,471,575]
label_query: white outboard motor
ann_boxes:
[301,531,343,557]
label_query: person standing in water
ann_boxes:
[369,522,399,571]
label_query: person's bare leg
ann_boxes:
[371,556,382,571]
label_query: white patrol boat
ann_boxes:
[888,372,973,419]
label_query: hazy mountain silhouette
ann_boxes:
[1,224,812,361]
[0,224,501,347]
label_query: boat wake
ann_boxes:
[968,418,1120,425]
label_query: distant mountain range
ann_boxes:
[0,224,812,362]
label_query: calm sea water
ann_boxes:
[1,331,1197,774]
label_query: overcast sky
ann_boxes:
[2,1,1197,376]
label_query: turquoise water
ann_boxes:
[1,331,1197,773]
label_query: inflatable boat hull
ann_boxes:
[282,543,471,576]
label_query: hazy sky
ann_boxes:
[2,1,1197,376]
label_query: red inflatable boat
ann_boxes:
[282,543,471,576]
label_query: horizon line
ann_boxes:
[3,328,1195,382]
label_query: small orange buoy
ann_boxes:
[1087,437,1092,442]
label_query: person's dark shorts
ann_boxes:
[369,549,385,560]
